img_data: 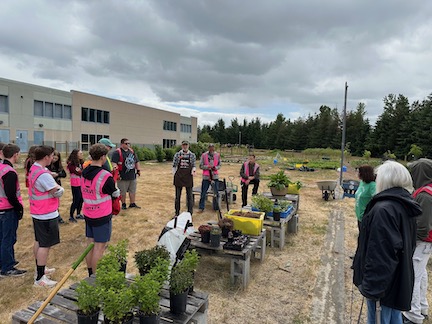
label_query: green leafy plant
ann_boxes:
[107,239,129,266]
[76,280,100,315]
[251,194,273,213]
[134,245,171,276]
[131,258,170,316]
[267,170,292,190]
[273,205,282,213]
[170,250,200,295]
[102,287,134,323]
[278,200,292,211]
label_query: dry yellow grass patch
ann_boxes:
[2,161,430,323]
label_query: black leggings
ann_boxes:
[70,186,83,218]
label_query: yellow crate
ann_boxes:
[224,209,265,236]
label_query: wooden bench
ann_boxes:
[189,229,266,289]
[12,276,209,324]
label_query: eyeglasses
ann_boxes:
[124,142,131,145]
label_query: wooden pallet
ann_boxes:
[12,277,208,324]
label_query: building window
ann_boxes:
[81,107,110,124]
[181,123,192,133]
[163,120,177,131]
[34,100,44,116]
[45,102,53,118]
[82,108,89,121]
[89,109,95,122]
[103,111,110,124]
[96,110,102,123]
[54,103,62,118]
[0,95,8,113]
[64,105,72,119]
[81,133,111,151]
[163,139,177,148]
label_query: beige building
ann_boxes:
[0,77,197,152]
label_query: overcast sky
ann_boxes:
[1,1,431,127]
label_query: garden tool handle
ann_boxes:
[28,243,94,324]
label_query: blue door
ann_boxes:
[0,130,10,144]
[34,131,44,145]
[16,130,28,152]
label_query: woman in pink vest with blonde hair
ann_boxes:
[67,149,84,223]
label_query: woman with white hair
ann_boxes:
[353,160,422,324]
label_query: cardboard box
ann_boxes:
[224,209,265,236]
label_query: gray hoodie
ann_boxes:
[409,158,432,241]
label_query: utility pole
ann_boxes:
[239,131,241,146]
[339,82,348,186]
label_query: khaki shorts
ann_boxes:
[117,179,137,196]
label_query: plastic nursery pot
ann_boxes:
[273,211,281,222]
[200,231,210,243]
[210,233,221,247]
[77,309,100,324]
[138,311,160,324]
[170,289,189,315]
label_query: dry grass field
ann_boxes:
[1,157,431,323]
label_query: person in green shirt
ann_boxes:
[355,165,376,229]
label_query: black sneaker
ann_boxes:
[122,203,127,210]
[1,268,27,277]
[69,217,77,223]
[76,214,85,220]
[402,314,415,324]
[129,203,141,209]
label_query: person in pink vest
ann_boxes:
[198,143,221,212]
[67,149,84,222]
[0,144,26,277]
[29,145,64,287]
[81,144,120,276]
[403,159,432,323]
[240,154,260,207]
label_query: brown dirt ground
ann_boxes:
[1,160,432,323]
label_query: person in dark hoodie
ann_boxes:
[402,159,432,324]
[81,144,120,276]
[353,160,422,324]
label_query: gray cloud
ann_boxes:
[1,0,431,126]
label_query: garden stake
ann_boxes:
[223,178,230,211]
[28,243,94,324]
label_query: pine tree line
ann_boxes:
[198,93,432,159]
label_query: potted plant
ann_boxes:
[169,250,200,315]
[267,170,292,196]
[198,224,212,243]
[210,225,222,248]
[272,205,282,221]
[251,194,273,214]
[76,280,100,324]
[217,218,234,238]
[107,239,129,273]
[96,251,134,323]
[287,180,303,194]
[131,258,170,324]
[134,245,170,276]
[102,287,134,324]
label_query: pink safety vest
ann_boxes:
[0,164,23,210]
[413,184,432,242]
[28,164,59,215]
[202,152,219,177]
[241,162,259,183]
[69,163,82,187]
[81,169,112,219]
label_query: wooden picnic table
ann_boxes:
[188,229,266,289]
[12,276,209,324]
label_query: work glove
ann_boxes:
[53,186,65,198]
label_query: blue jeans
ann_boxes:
[0,210,19,273]
[199,179,219,210]
[367,299,402,324]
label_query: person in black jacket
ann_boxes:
[353,160,422,324]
